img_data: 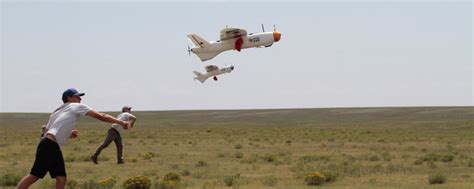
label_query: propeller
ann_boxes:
[187,45,191,56]
[261,24,265,32]
[273,24,276,32]
[224,63,234,70]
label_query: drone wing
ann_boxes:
[205,65,219,72]
[219,28,247,41]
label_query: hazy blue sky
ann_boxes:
[1,1,472,113]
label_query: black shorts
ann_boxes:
[30,138,66,178]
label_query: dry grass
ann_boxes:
[0,107,473,188]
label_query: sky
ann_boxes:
[1,0,472,113]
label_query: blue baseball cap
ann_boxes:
[62,88,85,103]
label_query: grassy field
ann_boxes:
[0,107,473,188]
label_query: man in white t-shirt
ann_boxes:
[16,88,130,189]
[91,105,137,164]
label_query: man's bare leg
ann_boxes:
[16,174,39,189]
[55,176,67,189]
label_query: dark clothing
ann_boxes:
[30,138,66,178]
[92,128,123,162]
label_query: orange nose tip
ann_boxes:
[273,31,281,42]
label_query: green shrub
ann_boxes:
[156,173,181,189]
[217,152,226,158]
[304,172,326,186]
[440,154,455,162]
[164,172,181,182]
[97,177,116,189]
[81,179,101,189]
[369,155,380,161]
[414,159,423,165]
[123,176,151,189]
[195,160,208,167]
[262,154,277,162]
[224,175,238,187]
[142,152,156,160]
[0,173,21,186]
[422,153,439,162]
[429,172,447,184]
[234,152,244,159]
[66,179,78,189]
[320,170,337,183]
[234,144,243,149]
[468,158,474,167]
[180,169,191,176]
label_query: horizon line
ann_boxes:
[1,105,472,114]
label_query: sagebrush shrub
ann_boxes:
[262,154,277,162]
[429,172,447,184]
[123,176,151,189]
[217,152,226,158]
[234,152,244,159]
[156,173,181,189]
[234,144,243,149]
[304,172,326,186]
[142,152,155,160]
[180,169,191,176]
[440,154,454,162]
[224,176,237,187]
[414,159,423,165]
[468,158,474,167]
[369,155,380,161]
[0,173,21,186]
[81,179,101,189]
[164,172,181,182]
[66,179,78,189]
[195,160,208,167]
[320,170,337,182]
[422,153,439,162]
[98,177,116,189]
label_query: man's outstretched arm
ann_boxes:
[86,110,129,128]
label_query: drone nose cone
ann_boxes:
[230,66,234,70]
[273,31,281,42]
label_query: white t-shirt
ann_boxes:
[111,112,132,132]
[45,103,92,147]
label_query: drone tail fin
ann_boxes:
[187,34,211,48]
[193,71,208,83]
